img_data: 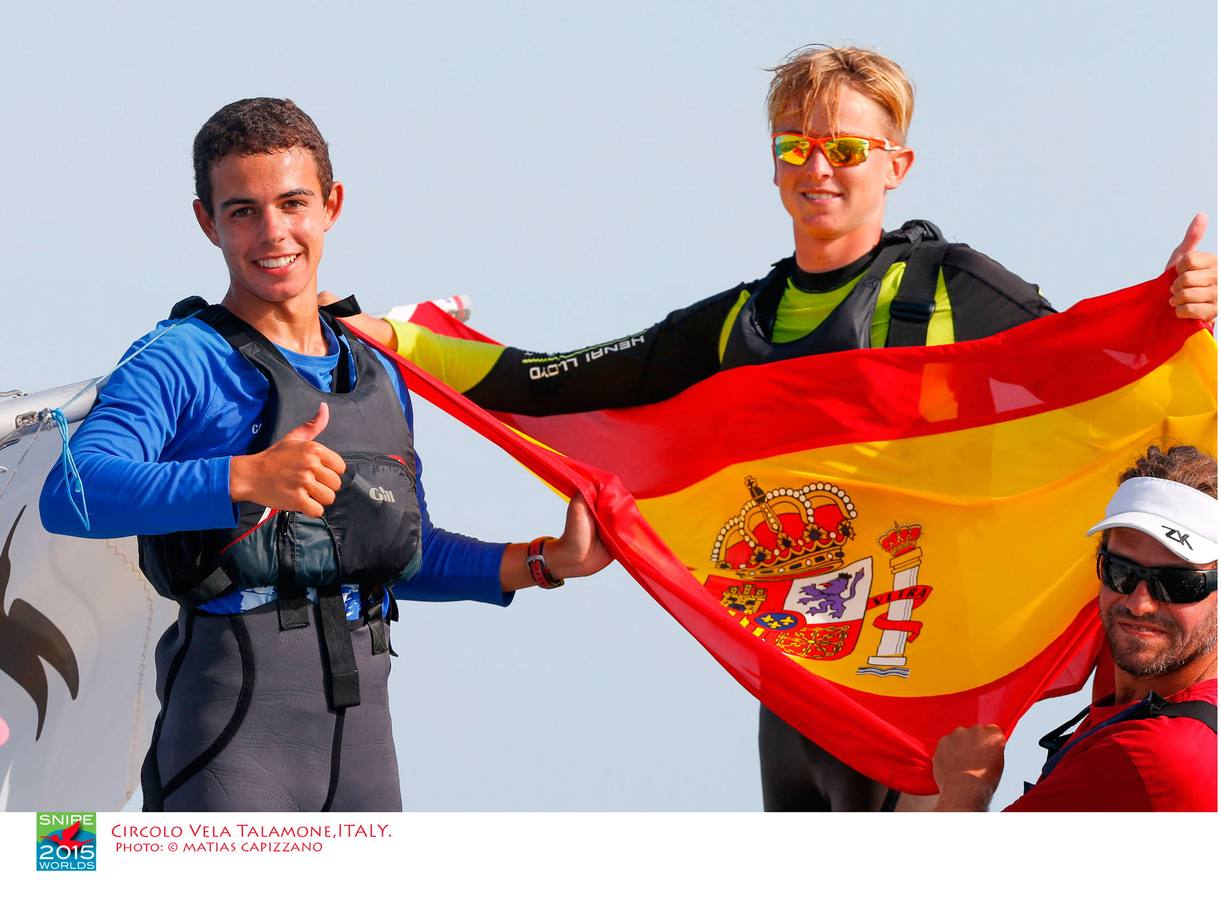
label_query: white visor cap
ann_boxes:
[1086,477,1218,565]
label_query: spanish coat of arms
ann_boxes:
[704,476,932,678]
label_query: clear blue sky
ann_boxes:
[0,0,1215,814]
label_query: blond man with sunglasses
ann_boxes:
[933,446,1217,812]
[329,45,1217,811]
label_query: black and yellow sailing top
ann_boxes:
[385,225,1055,415]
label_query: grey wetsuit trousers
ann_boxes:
[140,601,401,812]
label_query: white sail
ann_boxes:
[0,416,171,811]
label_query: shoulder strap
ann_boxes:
[721,219,948,367]
[170,295,209,320]
[721,242,907,369]
[1033,692,1218,788]
[1134,694,1217,733]
[318,307,355,393]
[189,303,356,395]
[323,294,362,318]
[1037,704,1092,759]
[884,222,949,349]
[192,303,281,358]
[741,257,795,341]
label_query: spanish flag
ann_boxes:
[367,272,1216,794]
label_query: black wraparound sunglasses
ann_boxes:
[1097,547,1217,605]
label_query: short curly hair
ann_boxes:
[193,98,333,215]
[1118,445,1217,498]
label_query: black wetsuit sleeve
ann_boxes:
[942,244,1057,341]
[463,284,748,414]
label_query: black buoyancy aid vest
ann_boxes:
[1029,691,1218,790]
[720,219,949,369]
[137,299,422,708]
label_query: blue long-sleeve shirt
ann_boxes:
[40,311,511,614]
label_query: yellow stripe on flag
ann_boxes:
[635,335,1216,696]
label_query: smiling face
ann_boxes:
[193,147,343,314]
[772,86,914,272]
[1099,527,1218,683]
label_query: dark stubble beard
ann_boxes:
[1104,602,1218,678]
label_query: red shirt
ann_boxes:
[1006,679,1217,812]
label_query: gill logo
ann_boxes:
[369,486,396,503]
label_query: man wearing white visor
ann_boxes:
[931,445,1217,812]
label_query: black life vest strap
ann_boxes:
[191,303,356,397]
[722,242,906,368]
[1146,699,1218,730]
[328,313,355,393]
[324,295,363,318]
[752,240,912,343]
[191,567,238,606]
[884,240,949,349]
[277,584,311,630]
[385,587,400,658]
[744,257,797,341]
[317,587,362,710]
[721,220,947,369]
[359,583,390,655]
[1036,706,1091,758]
[1034,692,1217,787]
[368,618,389,655]
[170,295,209,320]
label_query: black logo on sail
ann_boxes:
[0,506,80,739]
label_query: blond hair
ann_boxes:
[766,45,914,142]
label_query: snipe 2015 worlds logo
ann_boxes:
[36,812,97,871]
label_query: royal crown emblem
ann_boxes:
[703,477,934,677]
[711,476,858,577]
[879,522,921,557]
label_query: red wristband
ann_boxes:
[526,537,564,589]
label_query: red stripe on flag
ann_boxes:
[489,272,1207,497]
[352,327,1105,792]
[355,274,1209,794]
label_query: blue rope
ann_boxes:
[24,309,209,529]
[51,408,90,531]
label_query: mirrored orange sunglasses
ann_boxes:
[771,132,900,168]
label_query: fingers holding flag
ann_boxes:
[551,495,614,579]
[931,724,1007,812]
[498,494,613,592]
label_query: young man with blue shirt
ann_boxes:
[40,98,609,812]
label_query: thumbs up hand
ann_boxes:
[229,402,348,516]
[1165,213,1217,324]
